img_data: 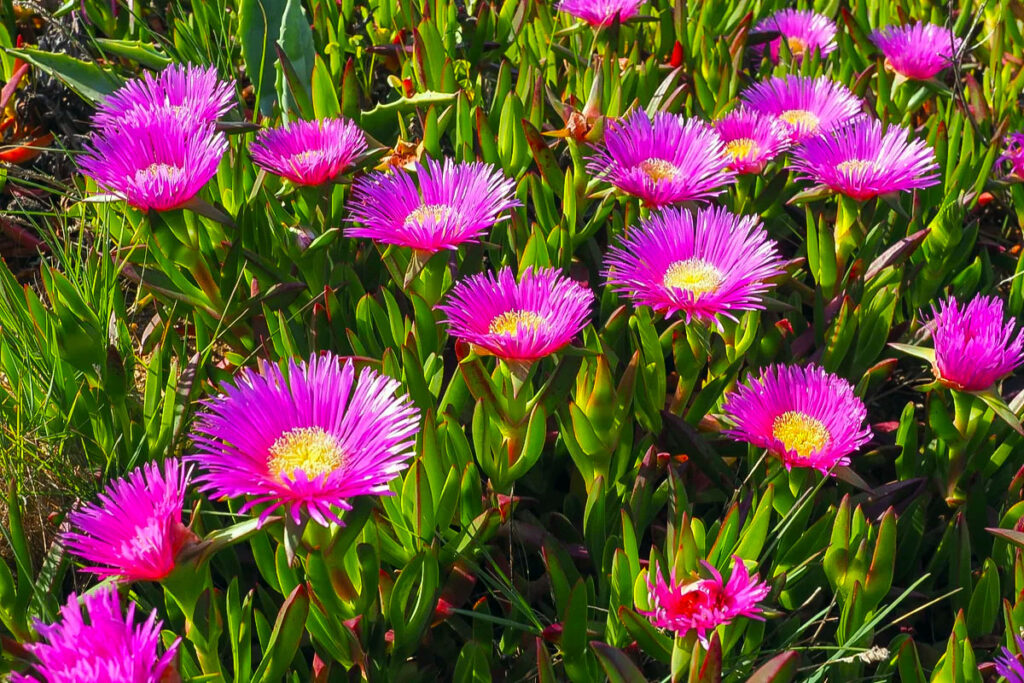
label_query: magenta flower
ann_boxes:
[92,62,235,130]
[640,556,769,647]
[996,636,1024,683]
[713,108,790,174]
[929,295,1024,392]
[11,587,180,683]
[722,364,872,473]
[189,353,419,527]
[871,22,962,81]
[63,459,192,583]
[1000,133,1024,180]
[79,109,226,211]
[751,9,837,62]
[249,117,367,186]
[437,267,594,362]
[789,119,939,200]
[588,108,734,207]
[604,206,783,323]
[741,75,864,144]
[347,158,519,253]
[556,0,643,26]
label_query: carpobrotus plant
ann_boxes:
[347,157,519,252]
[870,22,962,81]
[189,353,419,526]
[588,108,734,206]
[641,557,770,647]
[91,62,235,129]
[249,117,367,186]
[62,458,193,582]
[13,0,1024,677]
[741,75,864,143]
[555,0,644,26]
[722,364,872,473]
[750,9,837,63]
[11,587,180,683]
[995,636,1024,683]
[1001,132,1024,179]
[789,119,940,200]
[604,205,783,323]
[928,294,1024,392]
[79,108,227,211]
[713,108,790,174]
[438,267,593,362]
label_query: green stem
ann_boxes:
[834,195,863,270]
[946,391,976,506]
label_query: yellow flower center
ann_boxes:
[725,138,761,162]
[404,203,454,227]
[836,159,878,174]
[779,109,820,132]
[639,158,681,182]
[488,310,545,337]
[292,150,321,164]
[662,258,725,296]
[772,411,831,457]
[786,37,807,56]
[267,426,344,480]
[136,163,184,182]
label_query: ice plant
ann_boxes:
[437,267,594,362]
[641,556,769,647]
[871,22,961,81]
[995,635,1024,683]
[588,108,734,206]
[928,294,1024,392]
[347,157,519,253]
[249,117,367,186]
[713,108,790,174]
[556,0,644,26]
[789,119,940,200]
[603,205,783,323]
[741,75,864,144]
[79,109,227,211]
[11,587,180,683]
[62,459,192,583]
[722,364,872,473]
[189,353,419,526]
[92,62,235,130]
[1000,133,1024,180]
[751,9,837,63]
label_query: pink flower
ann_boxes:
[249,117,367,185]
[1000,133,1024,180]
[556,0,644,26]
[995,635,1024,683]
[347,157,519,253]
[604,205,783,323]
[713,108,790,174]
[92,62,235,130]
[741,75,864,144]
[189,353,419,526]
[929,294,1024,392]
[79,108,226,211]
[437,267,594,362]
[63,459,193,582]
[641,556,770,647]
[588,108,734,207]
[871,22,962,81]
[751,9,837,63]
[722,364,872,474]
[11,587,180,683]
[788,119,939,200]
